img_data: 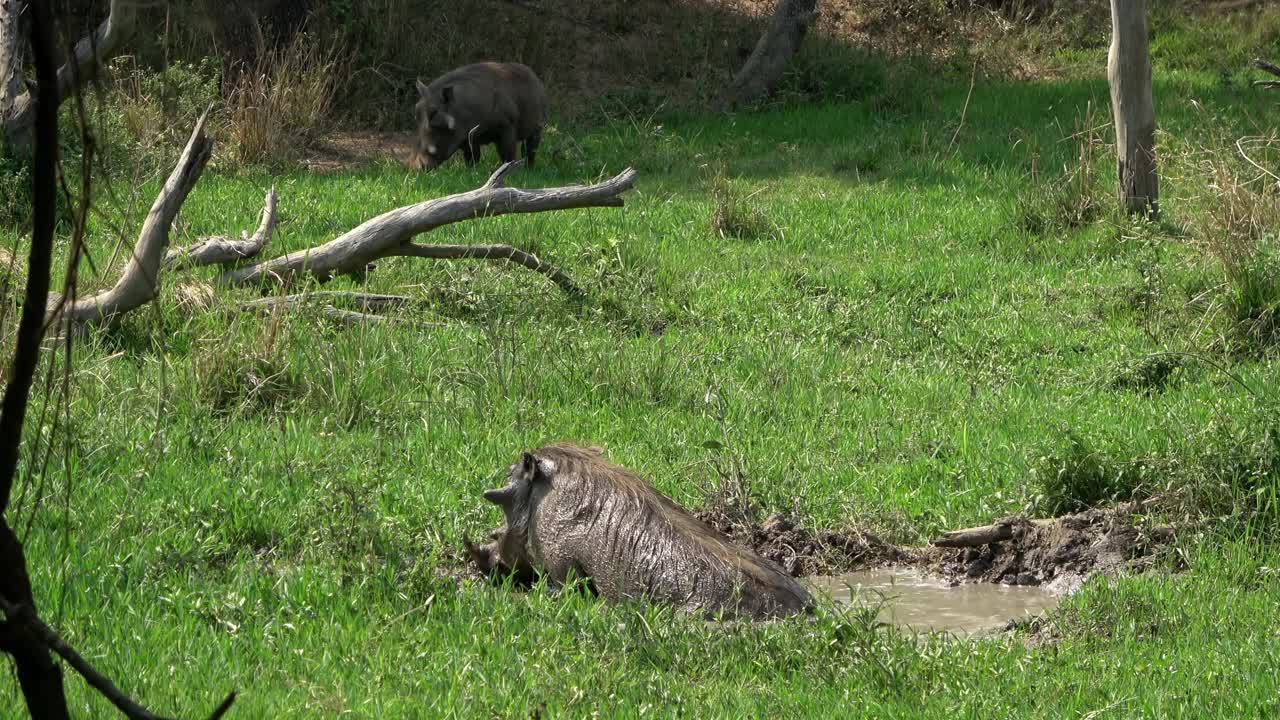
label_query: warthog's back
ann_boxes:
[426,62,546,136]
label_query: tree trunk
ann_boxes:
[720,0,819,110]
[0,1,71,717]
[0,0,23,147]
[1107,0,1159,219]
[0,0,135,155]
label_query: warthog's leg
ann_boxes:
[523,128,542,169]
[497,127,519,164]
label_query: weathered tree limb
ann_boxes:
[218,161,635,290]
[1252,58,1280,77]
[930,519,1055,548]
[241,292,426,325]
[49,105,214,326]
[164,186,277,269]
[720,0,820,110]
[931,523,1014,548]
[3,0,137,153]
[1107,0,1159,219]
[1251,58,1280,88]
[392,243,582,295]
[0,3,71,718]
[245,291,413,311]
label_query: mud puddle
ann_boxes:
[805,566,1061,636]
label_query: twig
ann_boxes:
[393,243,583,296]
[947,60,978,155]
[241,293,441,327]
[246,291,414,310]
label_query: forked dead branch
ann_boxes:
[48,111,637,330]
[1251,58,1280,89]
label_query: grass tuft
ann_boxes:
[706,161,780,242]
[224,32,344,170]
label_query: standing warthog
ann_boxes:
[408,62,547,171]
[464,443,814,620]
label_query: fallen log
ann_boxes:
[930,519,1055,548]
[217,160,635,291]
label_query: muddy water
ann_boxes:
[804,567,1060,636]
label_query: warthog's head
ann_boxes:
[463,451,551,583]
[410,79,461,171]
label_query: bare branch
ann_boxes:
[1252,57,1280,78]
[930,519,1054,548]
[0,0,60,516]
[164,186,277,269]
[243,291,413,311]
[393,242,583,295]
[484,159,523,189]
[0,6,71,718]
[49,105,214,326]
[218,166,637,288]
[241,292,440,326]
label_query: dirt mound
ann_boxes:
[694,510,912,577]
[698,502,1175,594]
[924,507,1175,594]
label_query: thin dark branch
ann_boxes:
[205,692,237,720]
[392,242,583,296]
[0,596,171,720]
[0,5,72,719]
[0,0,60,515]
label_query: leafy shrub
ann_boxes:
[1031,431,1155,514]
[94,56,223,173]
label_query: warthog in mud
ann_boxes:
[464,443,814,620]
[408,62,547,171]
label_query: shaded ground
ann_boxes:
[300,130,415,172]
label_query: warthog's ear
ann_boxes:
[416,78,429,97]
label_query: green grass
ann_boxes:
[5,13,1280,718]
